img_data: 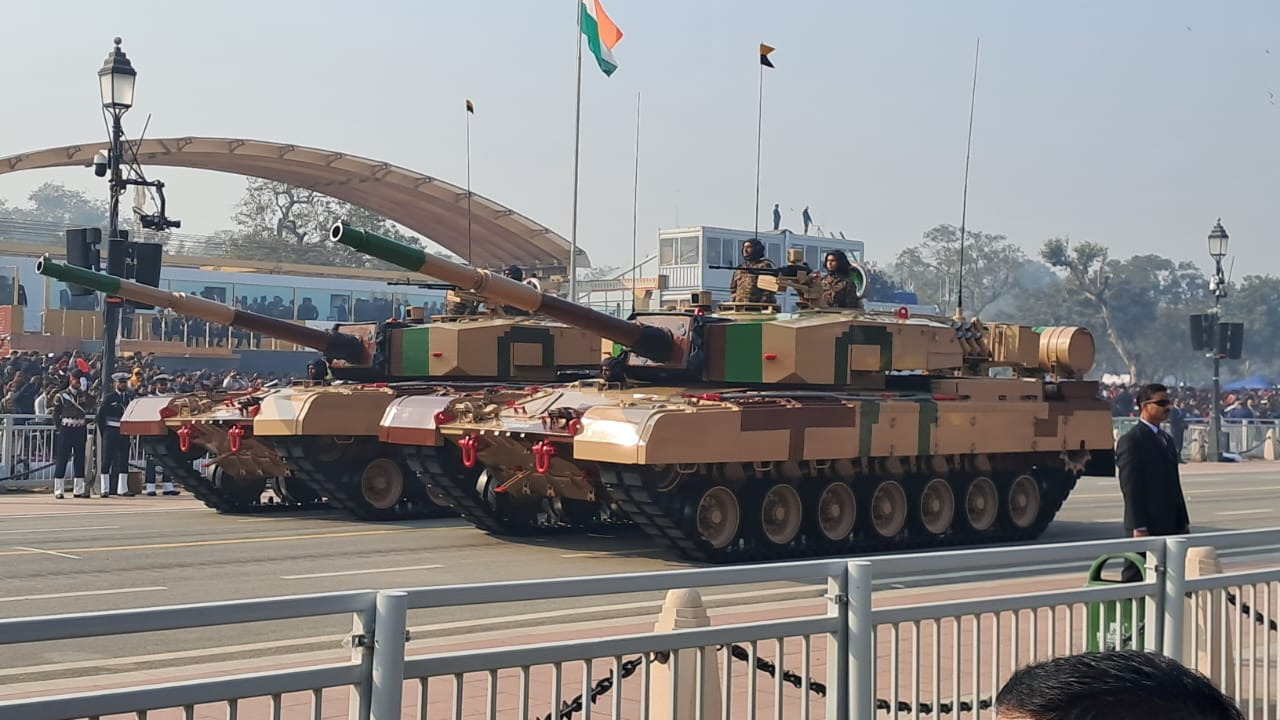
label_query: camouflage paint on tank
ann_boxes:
[390,325,432,377]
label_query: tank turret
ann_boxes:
[330,223,1097,385]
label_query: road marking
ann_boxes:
[0,507,204,519]
[13,546,82,560]
[1217,509,1273,516]
[0,525,119,534]
[560,552,628,558]
[0,586,166,603]
[0,528,413,557]
[282,564,443,580]
[1074,485,1280,500]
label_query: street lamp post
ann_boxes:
[1206,219,1229,462]
[97,37,135,405]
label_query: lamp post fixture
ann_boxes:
[97,36,135,408]
[1206,219,1229,462]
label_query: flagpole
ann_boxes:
[753,49,765,241]
[466,101,473,265]
[630,89,641,315]
[569,0,584,303]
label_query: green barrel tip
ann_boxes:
[35,254,121,294]
[329,222,427,272]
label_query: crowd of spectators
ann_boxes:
[0,349,299,417]
[1101,383,1280,420]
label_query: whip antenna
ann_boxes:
[956,38,980,321]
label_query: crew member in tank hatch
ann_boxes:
[501,265,532,316]
[730,239,777,305]
[98,372,135,497]
[306,357,329,385]
[51,369,95,499]
[1116,382,1189,582]
[820,250,863,309]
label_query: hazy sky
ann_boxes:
[1,1,1276,277]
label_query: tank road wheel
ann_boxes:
[869,480,909,539]
[815,481,857,542]
[270,477,323,506]
[918,477,956,536]
[359,458,405,510]
[212,467,267,507]
[962,476,999,532]
[1006,474,1041,530]
[759,483,803,546]
[693,485,741,550]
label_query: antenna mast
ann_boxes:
[955,38,980,321]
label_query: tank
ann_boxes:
[334,223,1116,562]
[35,256,604,520]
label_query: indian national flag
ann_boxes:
[580,0,623,77]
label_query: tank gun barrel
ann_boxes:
[36,255,368,363]
[330,223,676,362]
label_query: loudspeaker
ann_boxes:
[1189,313,1212,351]
[126,242,163,310]
[107,232,129,278]
[64,228,102,296]
[1218,322,1244,360]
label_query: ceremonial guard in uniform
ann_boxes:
[51,370,95,499]
[729,239,777,304]
[98,372,134,497]
[143,374,181,496]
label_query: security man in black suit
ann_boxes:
[1116,382,1190,582]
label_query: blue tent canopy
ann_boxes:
[1222,374,1274,391]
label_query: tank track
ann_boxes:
[402,444,532,534]
[142,436,320,513]
[599,461,1077,564]
[402,445,629,536]
[276,439,454,521]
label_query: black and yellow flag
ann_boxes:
[465,99,474,114]
[759,43,776,68]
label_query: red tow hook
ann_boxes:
[458,435,478,468]
[532,440,556,474]
[227,424,245,453]
[176,423,193,453]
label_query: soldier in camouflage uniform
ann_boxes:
[730,239,777,304]
[51,370,96,499]
[820,250,864,309]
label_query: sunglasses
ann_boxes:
[1144,399,1172,407]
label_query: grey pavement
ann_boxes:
[1,461,1278,686]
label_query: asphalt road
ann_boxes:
[2,463,1279,684]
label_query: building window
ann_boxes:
[768,243,781,265]
[677,236,699,265]
[659,238,676,266]
[804,245,820,269]
[706,237,722,266]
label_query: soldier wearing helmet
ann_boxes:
[501,265,531,316]
[730,239,777,304]
[820,250,864,309]
[306,357,329,385]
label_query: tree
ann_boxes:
[0,182,107,226]
[224,179,433,270]
[893,224,1027,316]
[1223,275,1280,379]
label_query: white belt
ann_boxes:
[106,421,121,427]
[61,419,86,428]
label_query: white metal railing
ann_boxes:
[0,414,150,488]
[1111,416,1280,459]
[3,532,1280,719]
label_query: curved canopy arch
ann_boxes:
[0,137,589,270]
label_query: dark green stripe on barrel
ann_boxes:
[331,224,428,272]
